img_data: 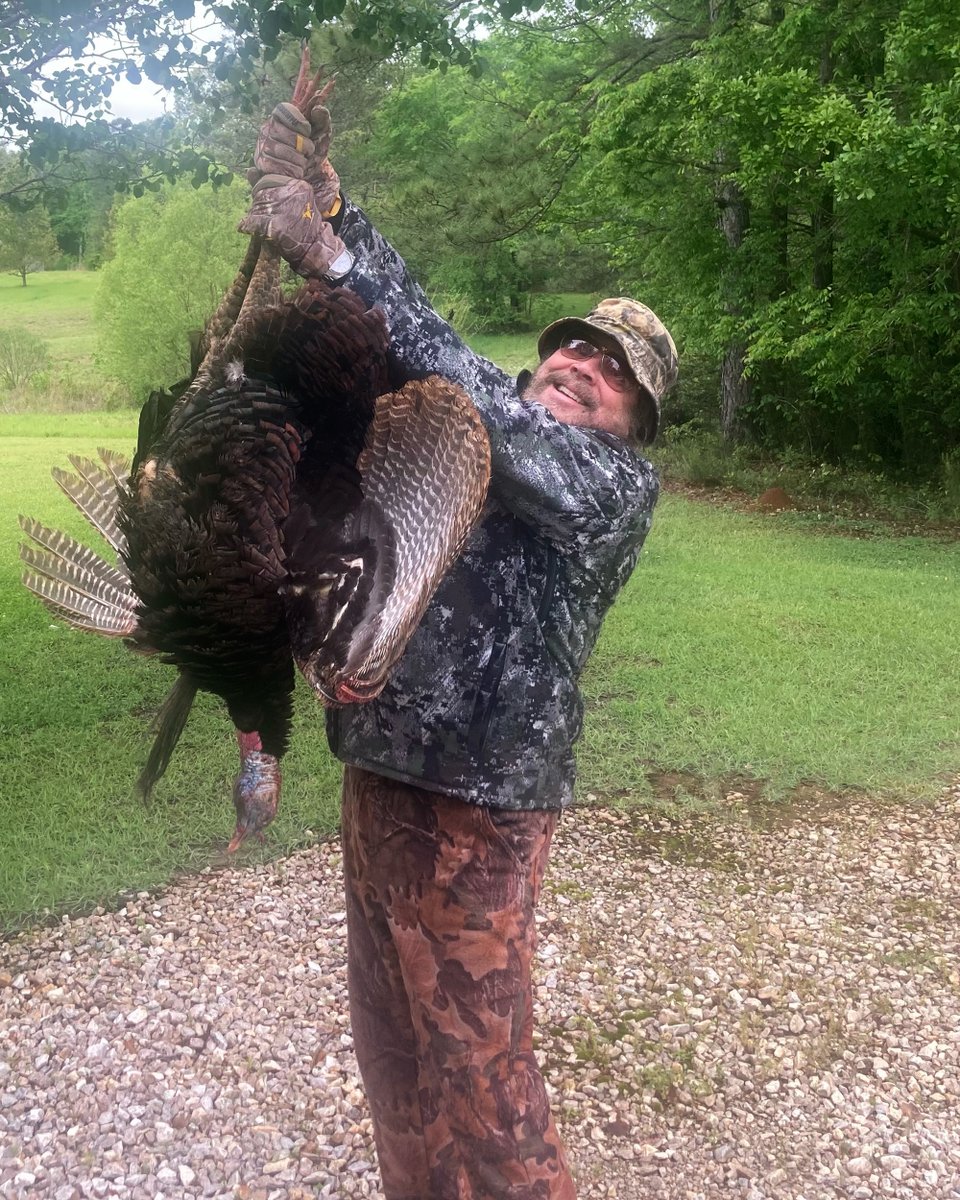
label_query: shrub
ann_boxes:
[653,423,734,487]
[96,179,249,399]
[426,290,481,339]
[660,350,720,432]
[0,327,50,390]
[935,448,960,520]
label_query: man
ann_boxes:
[241,94,677,1199]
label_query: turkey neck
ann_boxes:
[223,659,295,762]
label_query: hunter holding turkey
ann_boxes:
[240,53,677,1200]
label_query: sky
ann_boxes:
[29,74,173,127]
[103,77,172,123]
[31,8,221,127]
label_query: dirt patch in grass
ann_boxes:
[663,478,960,541]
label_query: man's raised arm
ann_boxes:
[239,87,667,550]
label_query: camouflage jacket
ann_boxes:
[324,198,660,810]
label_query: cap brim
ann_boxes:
[538,317,619,362]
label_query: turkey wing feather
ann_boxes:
[327,375,491,702]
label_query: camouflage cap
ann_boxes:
[537,298,678,444]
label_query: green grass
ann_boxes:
[4,413,960,929]
[0,271,99,368]
[579,496,960,800]
[470,333,539,378]
[0,270,126,410]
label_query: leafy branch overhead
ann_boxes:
[1,0,529,198]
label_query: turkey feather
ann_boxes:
[136,675,200,799]
[335,377,491,699]
[52,453,128,554]
[18,516,138,636]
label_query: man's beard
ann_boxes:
[525,368,597,416]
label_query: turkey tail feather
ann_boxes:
[19,516,138,637]
[136,676,199,799]
[52,450,130,554]
[97,447,130,493]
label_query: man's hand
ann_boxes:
[301,101,341,217]
[242,79,346,277]
[249,102,315,181]
[238,176,351,279]
[247,98,341,217]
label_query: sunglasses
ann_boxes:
[557,337,632,393]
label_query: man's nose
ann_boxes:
[569,356,599,381]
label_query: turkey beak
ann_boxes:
[228,748,281,853]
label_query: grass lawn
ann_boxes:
[0,271,100,369]
[581,502,960,801]
[3,412,960,929]
[470,333,538,378]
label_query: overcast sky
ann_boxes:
[32,9,221,127]
[105,76,171,123]
[30,74,172,126]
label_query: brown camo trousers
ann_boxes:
[340,765,577,1200]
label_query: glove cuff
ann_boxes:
[324,245,353,279]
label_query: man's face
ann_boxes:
[525,342,639,440]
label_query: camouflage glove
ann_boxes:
[300,100,341,218]
[246,100,342,218]
[238,176,352,279]
[248,102,315,182]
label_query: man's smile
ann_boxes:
[543,374,596,411]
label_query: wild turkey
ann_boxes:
[19,182,490,853]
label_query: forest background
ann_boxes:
[2,0,959,504]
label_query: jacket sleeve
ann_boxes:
[332,197,660,551]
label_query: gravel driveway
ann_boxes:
[2,783,958,1199]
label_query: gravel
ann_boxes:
[2,781,958,1199]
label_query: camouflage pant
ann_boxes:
[341,766,576,1199]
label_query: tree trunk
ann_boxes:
[813,15,835,293]
[19,266,27,286]
[710,0,753,440]
[771,196,790,298]
[721,340,751,439]
[717,172,753,440]
[812,184,834,291]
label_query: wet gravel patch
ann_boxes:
[1,783,958,1199]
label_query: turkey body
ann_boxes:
[21,274,490,850]
[126,283,382,762]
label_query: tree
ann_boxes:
[591,0,960,471]
[45,170,116,267]
[0,0,534,203]
[95,178,249,398]
[349,7,684,321]
[0,203,60,285]
[0,154,60,283]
